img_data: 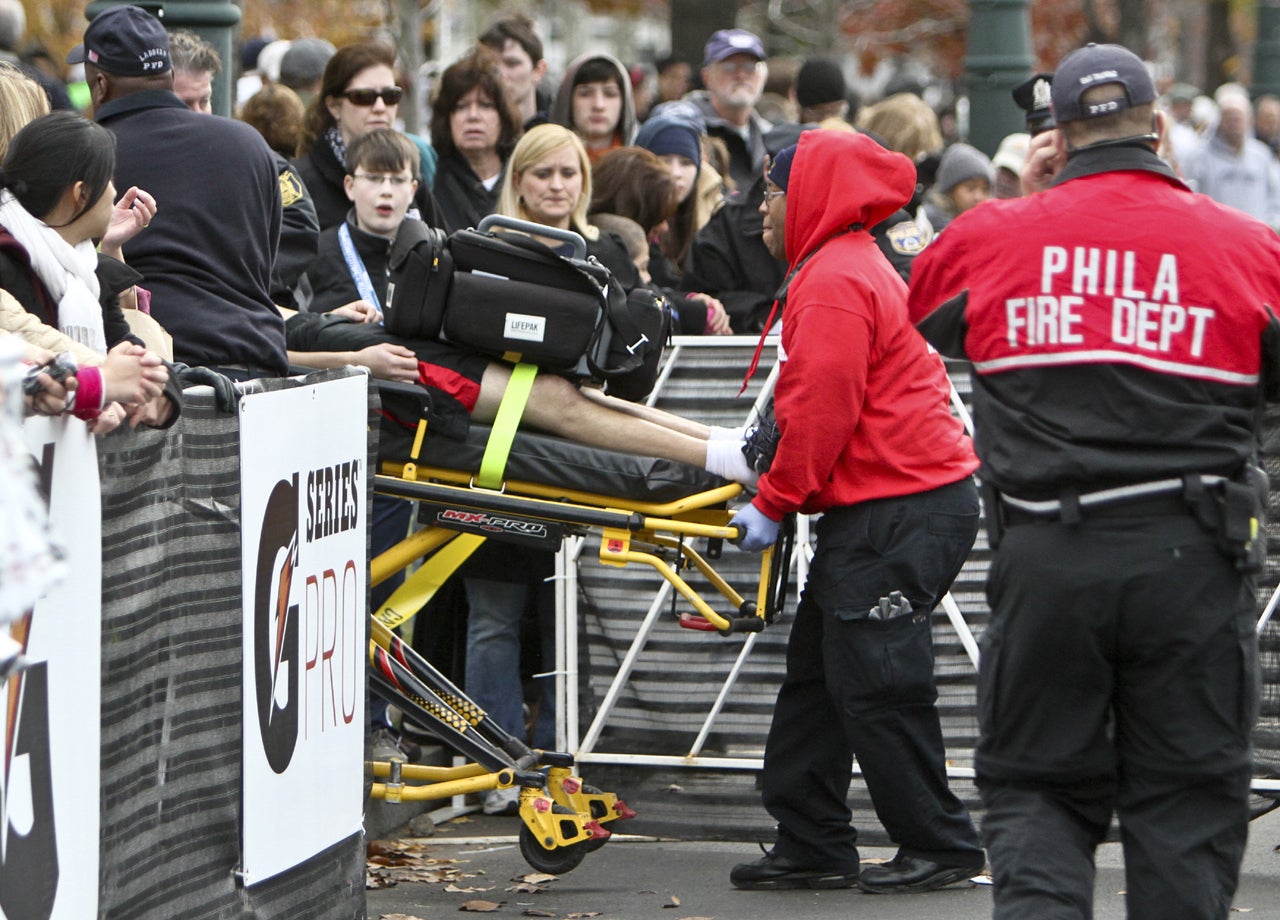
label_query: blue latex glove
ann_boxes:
[733,502,780,552]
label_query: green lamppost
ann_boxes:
[963,0,1033,156]
[83,1,242,116]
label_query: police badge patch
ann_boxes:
[885,219,926,255]
[278,170,304,207]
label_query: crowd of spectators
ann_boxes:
[7,0,1280,834]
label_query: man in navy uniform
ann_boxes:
[909,43,1278,919]
[75,5,286,379]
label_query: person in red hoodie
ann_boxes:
[730,129,986,893]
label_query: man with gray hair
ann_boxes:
[687,28,772,191]
[1186,83,1280,229]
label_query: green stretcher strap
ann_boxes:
[477,361,537,490]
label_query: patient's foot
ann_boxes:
[708,424,746,442]
[704,438,759,488]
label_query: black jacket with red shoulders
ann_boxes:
[908,142,1280,500]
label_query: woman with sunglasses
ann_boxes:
[294,42,443,231]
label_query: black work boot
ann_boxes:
[730,849,860,891]
[856,853,987,894]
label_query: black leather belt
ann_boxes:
[1001,491,1192,526]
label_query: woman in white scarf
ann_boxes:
[0,112,169,432]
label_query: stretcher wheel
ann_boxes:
[518,811,588,874]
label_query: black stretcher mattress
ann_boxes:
[382,421,731,504]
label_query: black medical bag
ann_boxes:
[442,216,611,375]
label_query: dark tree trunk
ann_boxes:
[1206,0,1235,92]
[670,0,735,74]
[1118,0,1147,55]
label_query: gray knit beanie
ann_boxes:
[935,143,994,194]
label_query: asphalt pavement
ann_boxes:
[365,803,1280,920]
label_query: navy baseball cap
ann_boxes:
[68,5,171,77]
[702,29,765,67]
[1050,43,1155,123]
[768,144,797,191]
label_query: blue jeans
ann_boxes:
[370,496,412,729]
[463,574,556,750]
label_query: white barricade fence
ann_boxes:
[1,416,100,920]
[547,340,1280,840]
[0,368,370,920]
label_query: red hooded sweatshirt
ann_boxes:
[753,130,977,520]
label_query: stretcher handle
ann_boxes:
[477,214,587,260]
[375,378,428,399]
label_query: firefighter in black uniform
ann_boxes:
[908,44,1280,920]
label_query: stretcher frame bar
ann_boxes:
[568,345,1279,799]
[557,341,993,783]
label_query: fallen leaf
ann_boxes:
[565,914,601,919]
[445,884,495,893]
[381,915,428,920]
[523,911,557,918]
[460,900,503,913]
[507,882,549,894]
[1230,909,1254,913]
[516,873,559,884]
[366,873,398,890]
[663,895,681,908]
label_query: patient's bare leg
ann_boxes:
[577,385,711,439]
[474,365,708,467]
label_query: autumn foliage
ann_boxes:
[840,0,1091,80]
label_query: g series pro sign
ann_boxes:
[239,376,367,884]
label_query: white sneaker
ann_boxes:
[482,786,521,816]
[366,727,407,763]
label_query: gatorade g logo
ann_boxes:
[1,660,58,920]
[254,475,300,774]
